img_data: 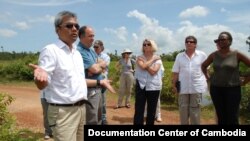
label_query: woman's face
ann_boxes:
[143,41,152,53]
[122,52,131,58]
[217,34,231,48]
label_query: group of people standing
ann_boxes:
[173,33,250,125]
[31,11,115,141]
[115,33,250,126]
[30,10,250,141]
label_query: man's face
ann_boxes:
[185,38,197,50]
[56,16,79,46]
[80,27,95,48]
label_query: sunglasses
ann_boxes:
[185,41,196,44]
[60,23,80,30]
[218,39,228,42]
[93,46,100,49]
[143,43,151,47]
[214,38,228,43]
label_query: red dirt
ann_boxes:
[0,84,215,132]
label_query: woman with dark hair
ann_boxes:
[202,31,250,125]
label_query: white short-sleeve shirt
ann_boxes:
[172,50,207,94]
[39,40,88,104]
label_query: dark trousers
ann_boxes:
[101,88,107,122]
[210,85,241,125]
[41,98,52,136]
[133,80,160,125]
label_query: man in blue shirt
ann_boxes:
[77,26,107,125]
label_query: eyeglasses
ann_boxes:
[185,41,196,44]
[143,43,151,47]
[218,39,228,42]
[93,46,100,49]
[60,23,80,30]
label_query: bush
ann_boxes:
[0,93,40,141]
[0,55,37,82]
[240,84,250,124]
[161,61,177,104]
[239,62,250,124]
[0,93,16,140]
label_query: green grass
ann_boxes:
[201,104,216,121]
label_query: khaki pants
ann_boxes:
[48,105,86,141]
[178,93,201,125]
[117,73,134,106]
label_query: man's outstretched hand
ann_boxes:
[100,79,116,94]
[29,63,48,89]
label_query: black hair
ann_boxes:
[219,31,233,45]
[185,35,197,44]
[78,26,87,38]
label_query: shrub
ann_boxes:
[0,55,37,82]
[0,93,16,140]
[0,93,40,141]
[161,61,177,104]
[240,84,250,124]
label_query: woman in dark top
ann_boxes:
[201,31,250,124]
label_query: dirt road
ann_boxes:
[0,84,215,132]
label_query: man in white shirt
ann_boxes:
[172,35,207,125]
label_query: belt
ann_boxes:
[49,99,93,108]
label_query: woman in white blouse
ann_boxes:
[133,39,163,125]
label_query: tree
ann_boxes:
[246,36,250,52]
[115,50,117,56]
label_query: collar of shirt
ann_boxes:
[182,50,199,59]
[56,39,78,53]
[77,42,90,51]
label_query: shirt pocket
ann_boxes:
[190,94,202,107]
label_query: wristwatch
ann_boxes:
[97,80,101,86]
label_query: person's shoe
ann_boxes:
[44,135,50,140]
[102,120,108,125]
[156,117,162,122]
[125,104,131,108]
[114,105,122,109]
